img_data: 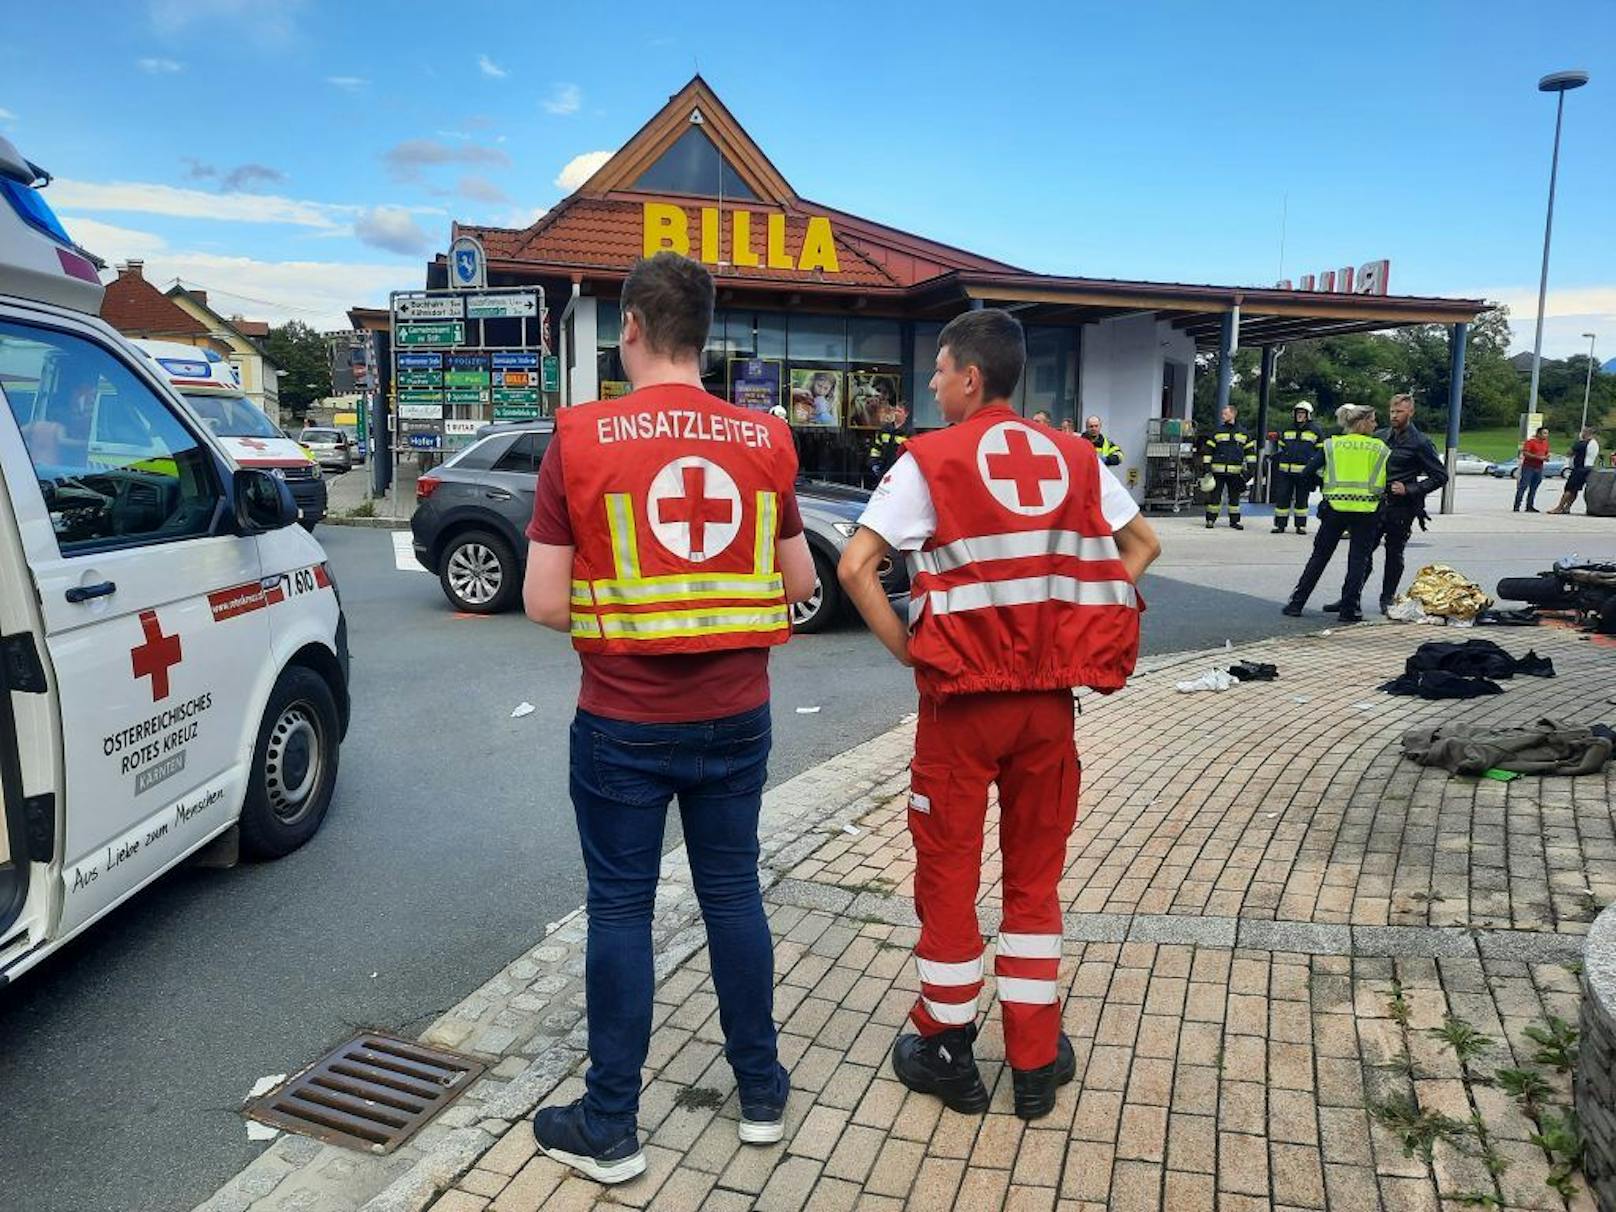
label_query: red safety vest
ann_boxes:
[903,404,1142,698]
[559,386,797,655]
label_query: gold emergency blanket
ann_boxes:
[1405,563,1492,621]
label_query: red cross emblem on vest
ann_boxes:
[130,609,183,702]
[648,456,743,562]
[977,421,1069,515]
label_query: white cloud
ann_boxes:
[1467,284,1616,359]
[137,57,183,74]
[353,206,432,256]
[554,150,612,193]
[477,54,507,79]
[0,108,15,122]
[52,178,342,229]
[326,75,367,90]
[58,216,169,261]
[457,175,509,204]
[497,205,547,229]
[150,0,304,48]
[383,138,509,182]
[542,83,581,116]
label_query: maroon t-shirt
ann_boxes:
[527,390,804,723]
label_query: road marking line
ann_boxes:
[392,531,429,574]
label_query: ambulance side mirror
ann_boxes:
[233,468,299,534]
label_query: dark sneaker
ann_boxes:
[1282,602,1304,617]
[1271,525,1286,534]
[1230,521,1244,530]
[1338,611,1365,623]
[532,1100,645,1185]
[1012,1033,1078,1120]
[1205,520,1216,529]
[891,1024,989,1114]
[737,1064,790,1144]
[1321,599,1342,613]
[1295,527,1308,536]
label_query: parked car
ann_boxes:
[409,420,906,631]
[299,426,353,472]
[1452,451,1493,475]
[1485,456,1568,479]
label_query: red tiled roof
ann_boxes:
[231,318,270,338]
[461,197,902,289]
[101,268,208,337]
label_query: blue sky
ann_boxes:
[3,0,1611,355]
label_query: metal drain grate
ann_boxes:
[245,1032,486,1154]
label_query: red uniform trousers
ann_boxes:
[905,688,1080,1071]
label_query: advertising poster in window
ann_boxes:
[728,358,782,413]
[847,371,904,430]
[600,380,631,400]
[788,368,841,428]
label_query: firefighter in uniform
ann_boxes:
[839,310,1161,1121]
[1270,401,1322,534]
[1081,414,1124,466]
[523,252,818,1184]
[1282,403,1388,623]
[864,401,909,488]
[1201,405,1256,528]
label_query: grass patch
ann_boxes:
[1523,1017,1579,1073]
[1430,1016,1494,1067]
[347,497,376,518]
[1445,426,1580,463]
[1369,1094,1471,1164]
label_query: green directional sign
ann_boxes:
[542,355,560,393]
[396,322,465,346]
[397,370,443,388]
[491,387,540,405]
[493,404,541,421]
[397,389,444,404]
[444,369,490,388]
[446,387,486,404]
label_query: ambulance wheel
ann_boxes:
[791,549,841,634]
[240,666,341,860]
[440,530,517,613]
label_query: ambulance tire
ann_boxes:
[439,530,518,614]
[240,666,341,860]
[791,549,842,635]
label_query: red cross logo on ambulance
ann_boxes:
[976,421,1069,516]
[648,456,742,562]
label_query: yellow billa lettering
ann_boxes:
[731,209,760,268]
[798,216,840,273]
[766,213,793,270]
[642,202,688,257]
[700,207,720,264]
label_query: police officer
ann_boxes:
[522,252,818,1183]
[1201,404,1256,528]
[1282,403,1388,622]
[838,309,1161,1121]
[1082,414,1124,466]
[863,398,909,489]
[1373,393,1447,611]
[1270,401,1321,535]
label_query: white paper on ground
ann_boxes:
[511,702,535,718]
[842,824,859,836]
[246,1122,280,1142]
[246,1073,287,1100]
[795,706,822,714]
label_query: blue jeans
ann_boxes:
[1515,467,1544,509]
[569,703,781,1125]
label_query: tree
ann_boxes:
[262,321,332,421]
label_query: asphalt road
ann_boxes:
[0,524,1327,1212]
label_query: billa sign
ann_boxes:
[643,202,840,273]
[1276,259,1390,296]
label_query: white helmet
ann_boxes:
[1292,401,1315,417]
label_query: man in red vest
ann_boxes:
[522,252,817,1183]
[839,309,1161,1120]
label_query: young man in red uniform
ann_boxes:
[839,309,1161,1119]
[522,252,817,1182]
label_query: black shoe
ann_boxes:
[533,1100,645,1185]
[1205,520,1216,529]
[1230,520,1244,530]
[1282,602,1304,617]
[1321,600,1342,613]
[1526,506,1540,513]
[1338,611,1365,623]
[737,1063,790,1144]
[1271,525,1286,534]
[891,1024,989,1114]
[1295,527,1307,536]
[1012,1033,1078,1121]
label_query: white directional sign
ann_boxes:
[465,292,539,319]
[394,294,465,321]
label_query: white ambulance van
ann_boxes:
[0,136,349,986]
[131,338,329,528]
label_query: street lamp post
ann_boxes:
[1581,332,1598,432]
[1527,70,1590,420]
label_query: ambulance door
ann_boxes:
[0,314,265,938]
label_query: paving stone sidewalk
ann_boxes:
[200,624,1616,1212]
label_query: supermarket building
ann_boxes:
[431,77,1485,501]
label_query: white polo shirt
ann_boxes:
[859,444,1141,551]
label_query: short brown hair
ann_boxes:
[938,309,1024,401]
[620,252,714,359]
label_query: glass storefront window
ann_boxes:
[1019,325,1076,422]
[788,315,846,363]
[597,300,621,346]
[909,322,942,430]
[848,317,901,365]
[755,313,786,358]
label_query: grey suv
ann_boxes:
[409,421,905,632]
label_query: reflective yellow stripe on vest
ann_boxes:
[575,605,791,640]
[1321,435,1389,513]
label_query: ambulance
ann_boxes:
[0,135,350,985]
[131,338,329,529]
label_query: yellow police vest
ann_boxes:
[1321,434,1390,513]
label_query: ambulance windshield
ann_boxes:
[182,392,281,439]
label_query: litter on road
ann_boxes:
[511,702,535,719]
[795,706,822,714]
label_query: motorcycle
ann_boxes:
[1495,562,1616,635]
